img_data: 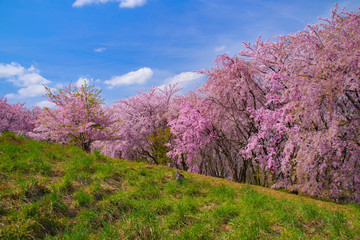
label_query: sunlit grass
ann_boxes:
[0,132,359,239]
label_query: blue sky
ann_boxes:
[0,0,359,107]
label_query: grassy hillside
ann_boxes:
[0,132,359,239]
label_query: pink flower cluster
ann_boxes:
[0,98,39,136]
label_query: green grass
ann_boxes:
[0,131,359,239]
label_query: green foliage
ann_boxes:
[147,128,172,164]
[0,134,359,239]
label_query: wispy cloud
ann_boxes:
[166,72,203,85]
[0,62,50,99]
[104,67,153,88]
[73,0,147,8]
[119,0,146,8]
[94,47,106,53]
[214,45,226,52]
[73,0,117,8]
[159,71,204,90]
[36,100,56,108]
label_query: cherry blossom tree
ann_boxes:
[169,56,266,182]
[37,83,114,151]
[240,6,360,201]
[167,94,215,173]
[0,97,39,135]
[95,84,181,164]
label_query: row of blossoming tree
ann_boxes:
[1,7,359,203]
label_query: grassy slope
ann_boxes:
[0,132,359,240]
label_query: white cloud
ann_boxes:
[214,45,226,52]
[73,0,116,7]
[75,77,92,87]
[15,73,50,87]
[36,100,56,109]
[6,84,47,99]
[94,47,106,53]
[166,72,203,85]
[4,93,16,99]
[159,72,204,90]
[18,85,47,98]
[73,0,147,8]
[0,62,25,78]
[119,0,146,8]
[104,67,153,88]
[0,62,51,99]
[55,83,65,89]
